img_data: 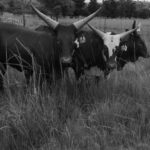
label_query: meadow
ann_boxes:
[0,13,150,150]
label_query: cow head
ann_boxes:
[31,5,101,68]
[88,23,141,71]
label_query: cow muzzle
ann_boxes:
[107,62,117,70]
[61,56,72,65]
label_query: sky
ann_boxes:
[85,0,150,3]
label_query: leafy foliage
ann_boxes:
[38,0,75,17]
[1,0,150,18]
[88,0,100,14]
[73,0,85,16]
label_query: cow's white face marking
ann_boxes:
[103,35,120,57]
[74,39,80,48]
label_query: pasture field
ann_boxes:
[1,14,150,150]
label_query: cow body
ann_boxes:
[0,23,61,89]
[72,31,107,79]
[35,26,108,79]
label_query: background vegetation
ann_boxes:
[0,0,150,18]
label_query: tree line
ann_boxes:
[37,0,150,18]
[0,0,150,19]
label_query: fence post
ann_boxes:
[23,14,26,27]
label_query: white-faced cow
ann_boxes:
[0,5,101,90]
[87,21,149,73]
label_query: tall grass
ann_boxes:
[0,16,150,150]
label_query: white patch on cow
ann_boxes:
[103,35,120,57]
[121,44,127,51]
[78,35,86,44]
[74,39,80,48]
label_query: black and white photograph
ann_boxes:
[0,0,150,149]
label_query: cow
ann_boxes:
[0,5,101,90]
[34,26,107,79]
[31,5,101,69]
[0,23,60,90]
[87,21,149,73]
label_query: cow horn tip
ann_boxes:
[30,3,35,10]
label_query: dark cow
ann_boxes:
[72,30,107,79]
[0,23,60,90]
[0,5,100,90]
[31,5,101,68]
[35,27,107,79]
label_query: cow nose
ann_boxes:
[61,56,72,64]
[107,62,117,70]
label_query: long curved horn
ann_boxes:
[73,7,101,30]
[31,4,59,30]
[119,23,141,40]
[88,24,106,40]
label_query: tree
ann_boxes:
[125,0,136,18]
[73,0,85,16]
[38,0,75,17]
[102,0,118,18]
[118,0,136,18]
[0,2,4,15]
[88,0,100,14]
[61,0,75,16]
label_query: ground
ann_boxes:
[0,13,150,150]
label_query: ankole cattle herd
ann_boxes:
[0,4,149,90]
[1,4,150,150]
